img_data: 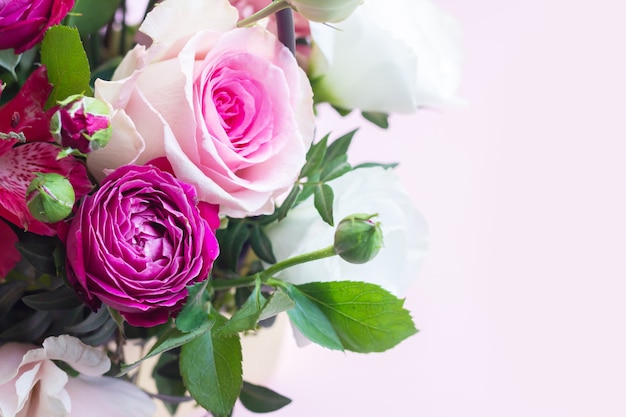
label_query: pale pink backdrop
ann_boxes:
[224,1,626,416]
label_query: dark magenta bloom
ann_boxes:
[63,164,220,327]
[0,0,76,53]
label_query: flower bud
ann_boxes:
[26,173,75,223]
[286,0,363,23]
[51,94,112,156]
[333,213,383,264]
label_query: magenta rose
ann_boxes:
[0,0,76,53]
[88,0,315,218]
[63,164,220,327]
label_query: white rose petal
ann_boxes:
[265,166,428,297]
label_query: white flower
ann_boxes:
[285,0,363,23]
[0,335,155,417]
[265,167,428,297]
[308,0,463,113]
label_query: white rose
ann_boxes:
[285,0,363,23]
[265,166,428,297]
[0,335,155,417]
[308,0,463,113]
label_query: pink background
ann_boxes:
[229,1,626,416]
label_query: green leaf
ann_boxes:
[81,317,117,346]
[239,381,292,413]
[67,0,122,35]
[314,183,334,226]
[296,182,316,204]
[249,225,276,264]
[353,162,399,170]
[275,185,301,222]
[153,351,186,415]
[0,50,21,80]
[41,25,92,107]
[0,311,52,342]
[21,285,83,311]
[361,111,389,129]
[300,134,328,179]
[216,285,267,336]
[15,236,58,275]
[284,285,343,351]
[176,281,210,333]
[296,281,418,353]
[119,319,214,376]
[180,317,242,417]
[320,160,352,182]
[323,130,356,167]
[216,220,251,271]
[64,307,110,333]
[0,281,28,319]
[107,307,126,337]
[258,290,295,321]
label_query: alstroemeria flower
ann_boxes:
[308,0,463,113]
[88,0,315,217]
[265,167,428,296]
[0,67,92,235]
[0,335,155,417]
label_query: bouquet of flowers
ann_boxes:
[0,0,461,416]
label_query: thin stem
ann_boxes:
[275,7,296,55]
[237,0,290,28]
[211,245,337,290]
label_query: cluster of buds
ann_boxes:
[51,94,112,158]
[333,213,383,264]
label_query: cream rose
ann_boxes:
[308,0,463,113]
[0,335,155,417]
[89,0,315,217]
[265,167,428,296]
[285,0,363,23]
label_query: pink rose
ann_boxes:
[63,164,219,327]
[0,335,155,417]
[88,0,315,217]
[0,0,76,53]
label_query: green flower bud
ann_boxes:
[26,173,76,223]
[333,213,383,264]
[286,0,363,23]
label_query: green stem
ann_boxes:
[237,0,291,28]
[211,245,337,290]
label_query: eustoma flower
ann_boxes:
[0,0,76,53]
[308,0,463,113]
[265,167,428,296]
[62,164,220,327]
[88,0,315,217]
[0,335,155,417]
